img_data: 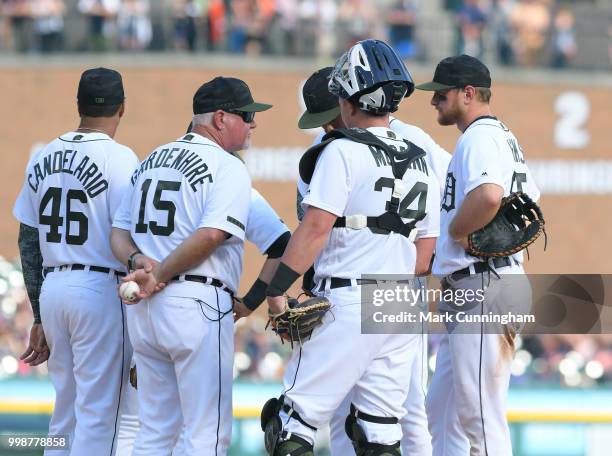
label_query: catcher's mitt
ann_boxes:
[268,296,331,344]
[467,192,546,258]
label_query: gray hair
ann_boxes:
[192,112,214,127]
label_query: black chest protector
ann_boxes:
[299,127,427,238]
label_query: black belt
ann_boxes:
[171,274,233,295]
[43,264,126,277]
[318,277,412,292]
[448,257,513,282]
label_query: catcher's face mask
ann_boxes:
[329,39,414,114]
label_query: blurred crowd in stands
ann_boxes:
[0,0,609,69]
[452,0,582,68]
[1,256,611,388]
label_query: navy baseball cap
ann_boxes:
[193,77,272,114]
[416,55,491,91]
[77,68,125,106]
[298,67,340,129]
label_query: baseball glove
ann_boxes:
[268,296,331,344]
[467,192,546,258]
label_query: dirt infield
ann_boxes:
[2,67,611,289]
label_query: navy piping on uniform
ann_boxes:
[173,140,220,147]
[420,318,427,397]
[285,347,302,394]
[109,282,125,456]
[58,138,111,143]
[478,297,489,456]
[281,346,303,430]
[373,133,405,143]
[214,287,221,456]
[417,277,427,397]
[464,115,498,132]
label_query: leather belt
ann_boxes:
[43,264,126,277]
[447,257,513,283]
[171,274,233,295]
[318,277,412,292]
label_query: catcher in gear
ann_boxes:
[417,55,543,456]
[263,39,439,456]
[298,66,451,456]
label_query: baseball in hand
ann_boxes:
[119,281,140,303]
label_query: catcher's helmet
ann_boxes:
[329,39,414,114]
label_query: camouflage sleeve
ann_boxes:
[296,188,305,222]
[18,223,43,324]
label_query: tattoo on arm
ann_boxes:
[296,189,305,222]
[18,224,43,324]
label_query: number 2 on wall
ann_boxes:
[554,91,590,150]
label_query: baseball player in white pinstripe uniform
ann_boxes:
[297,66,450,456]
[417,55,539,456]
[262,40,439,456]
[110,77,271,455]
[114,187,290,456]
[14,68,137,456]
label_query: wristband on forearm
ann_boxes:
[242,278,268,311]
[127,250,142,272]
[266,262,300,297]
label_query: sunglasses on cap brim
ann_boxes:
[432,87,467,102]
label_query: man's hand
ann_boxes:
[129,255,166,295]
[457,236,469,250]
[132,253,157,272]
[233,297,252,322]
[266,295,290,342]
[267,295,288,317]
[123,266,162,301]
[20,324,49,366]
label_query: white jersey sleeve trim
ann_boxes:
[13,154,40,227]
[112,218,131,231]
[300,198,344,217]
[246,189,289,254]
[418,231,440,238]
[12,206,37,227]
[464,177,505,196]
[197,154,250,241]
[197,219,247,240]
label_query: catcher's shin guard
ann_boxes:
[261,397,283,454]
[261,396,317,455]
[275,433,314,456]
[344,404,401,456]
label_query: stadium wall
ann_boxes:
[1,59,611,297]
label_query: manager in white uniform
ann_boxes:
[111,77,271,456]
